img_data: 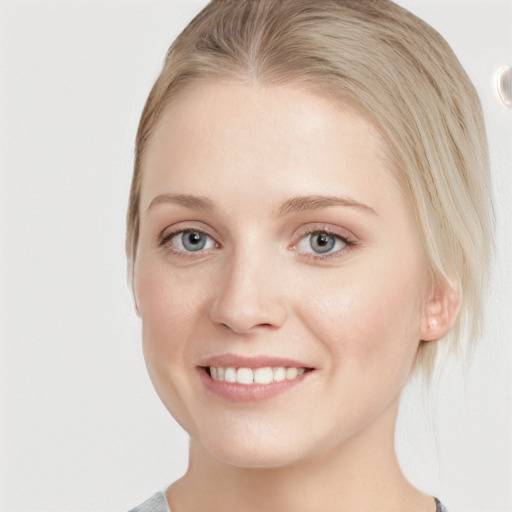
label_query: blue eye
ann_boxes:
[296,230,348,256]
[164,230,216,253]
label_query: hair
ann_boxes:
[126,0,494,377]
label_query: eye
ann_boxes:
[163,229,217,253]
[295,230,349,256]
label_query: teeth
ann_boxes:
[209,366,307,385]
[273,367,286,382]
[286,367,298,380]
[224,367,236,383]
[237,368,253,385]
[254,367,273,384]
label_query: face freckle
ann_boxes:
[134,82,432,469]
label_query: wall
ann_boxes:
[0,1,510,510]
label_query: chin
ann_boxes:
[194,420,320,470]
[206,441,302,469]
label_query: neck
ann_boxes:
[166,398,431,512]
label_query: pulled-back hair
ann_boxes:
[127,0,494,377]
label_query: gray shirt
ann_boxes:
[129,492,448,511]
[129,492,170,512]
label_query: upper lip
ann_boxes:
[198,354,314,369]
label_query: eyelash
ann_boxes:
[158,226,355,260]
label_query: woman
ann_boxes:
[126,1,494,511]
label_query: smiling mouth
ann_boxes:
[203,366,314,385]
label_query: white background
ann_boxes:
[0,1,510,511]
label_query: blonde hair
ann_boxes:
[127,0,494,377]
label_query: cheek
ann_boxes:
[302,256,426,367]
[137,260,202,326]
[134,262,213,432]
[135,262,208,370]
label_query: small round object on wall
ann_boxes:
[497,66,512,107]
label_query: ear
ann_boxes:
[134,300,141,318]
[420,280,461,342]
[129,278,142,318]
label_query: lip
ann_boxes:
[198,353,313,369]
[198,368,312,403]
[197,353,315,403]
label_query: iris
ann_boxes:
[182,231,208,251]
[309,232,336,254]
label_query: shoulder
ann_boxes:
[128,491,170,512]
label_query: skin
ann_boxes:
[134,82,456,512]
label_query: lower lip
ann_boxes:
[198,368,312,403]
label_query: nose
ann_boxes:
[208,252,287,334]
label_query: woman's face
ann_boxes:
[134,83,432,468]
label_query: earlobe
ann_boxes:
[421,281,461,342]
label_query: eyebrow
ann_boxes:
[147,193,215,212]
[277,195,377,217]
[146,193,377,216]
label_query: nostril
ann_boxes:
[218,321,276,332]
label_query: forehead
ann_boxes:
[139,82,400,214]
